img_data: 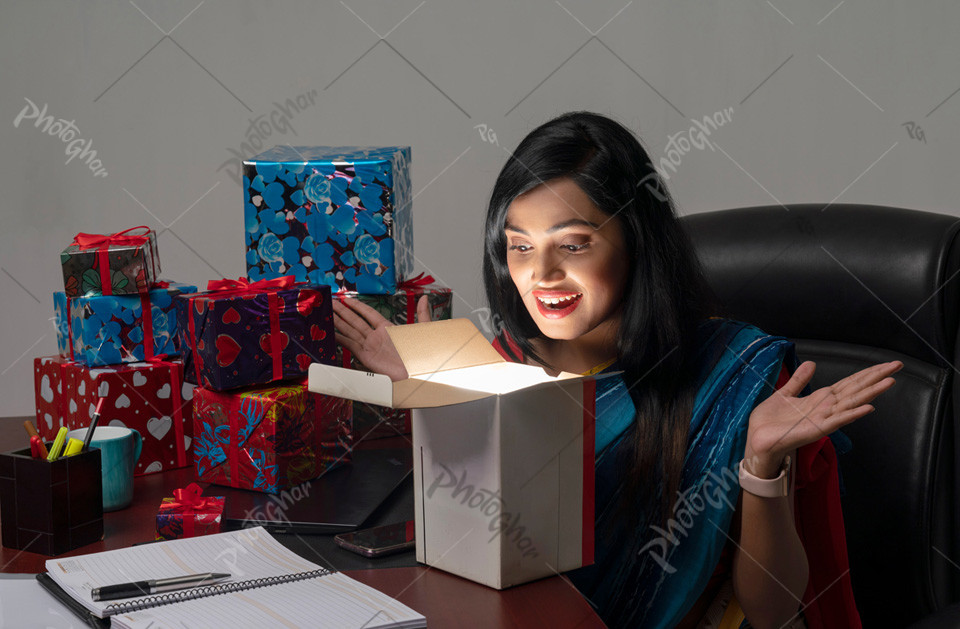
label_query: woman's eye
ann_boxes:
[508,244,532,253]
[561,243,590,252]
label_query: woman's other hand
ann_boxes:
[332,296,432,382]
[744,360,903,477]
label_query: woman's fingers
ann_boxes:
[832,361,902,397]
[829,404,875,431]
[416,295,432,323]
[333,311,363,344]
[776,361,817,397]
[338,297,393,330]
[833,376,896,413]
[332,299,379,335]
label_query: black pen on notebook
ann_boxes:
[91,572,231,602]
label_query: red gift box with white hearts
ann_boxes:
[33,355,194,475]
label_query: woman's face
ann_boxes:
[505,178,630,342]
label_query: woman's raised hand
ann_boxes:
[744,360,903,477]
[332,296,432,382]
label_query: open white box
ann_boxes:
[308,318,597,589]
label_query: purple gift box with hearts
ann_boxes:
[176,279,338,391]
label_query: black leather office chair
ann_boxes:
[683,204,960,628]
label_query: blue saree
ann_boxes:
[566,318,795,627]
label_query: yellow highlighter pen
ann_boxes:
[62,438,84,457]
[47,427,68,462]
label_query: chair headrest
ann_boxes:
[682,204,960,366]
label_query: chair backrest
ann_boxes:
[682,204,960,628]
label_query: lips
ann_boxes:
[532,290,583,319]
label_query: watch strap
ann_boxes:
[738,455,792,498]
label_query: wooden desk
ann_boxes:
[0,417,605,627]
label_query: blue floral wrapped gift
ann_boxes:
[243,146,412,294]
[53,292,71,358]
[54,281,198,366]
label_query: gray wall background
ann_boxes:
[2,0,958,416]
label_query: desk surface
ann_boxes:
[0,416,604,628]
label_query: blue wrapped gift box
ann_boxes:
[243,146,412,294]
[54,282,198,366]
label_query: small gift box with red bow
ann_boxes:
[193,380,352,493]
[156,483,225,540]
[54,281,197,367]
[176,276,337,391]
[33,355,194,475]
[335,275,452,439]
[60,226,161,297]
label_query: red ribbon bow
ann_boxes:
[171,483,210,511]
[72,226,151,250]
[398,273,435,289]
[167,482,214,538]
[206,276,297,293]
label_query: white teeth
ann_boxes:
[538,294,580,306]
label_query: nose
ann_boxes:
[531,248,565,284]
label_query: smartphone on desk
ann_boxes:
[335,520,415,558]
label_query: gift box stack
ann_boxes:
[242,146,453,440]
[177,275,351,494]
[34,226,198,476]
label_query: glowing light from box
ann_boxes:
[413,362,577,394]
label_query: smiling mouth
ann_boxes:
[536,293,581,308]
[533,292,583,319]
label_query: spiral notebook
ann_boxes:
[37,527,426,628]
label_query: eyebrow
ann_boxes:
[504,218,600,235]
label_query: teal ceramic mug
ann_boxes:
[67,426,142,511]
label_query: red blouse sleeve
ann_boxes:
[780,363,862,627]
[491,333,523,363]
[712,363,861,628]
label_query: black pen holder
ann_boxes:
[0,445,103,555]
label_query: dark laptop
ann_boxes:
[212,447,413,535]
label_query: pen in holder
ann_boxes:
[0,445,103,555]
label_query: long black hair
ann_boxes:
[482,111,714,526]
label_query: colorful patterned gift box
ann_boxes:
[156,483,225,540]
[192,380,352,493]
[53,291,71,359]
[335,276,453,440]
[243,146,412,294]
[60,226,161,297]
[33,355,194,475]
[177,277,337,391]
[55,281,197,367]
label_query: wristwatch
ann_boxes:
[738,455,792,498]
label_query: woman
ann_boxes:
[333,112,900,628]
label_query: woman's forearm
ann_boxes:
[732,452,809,629]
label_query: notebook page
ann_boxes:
[110,574,426,629]
[44,527,321,618]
